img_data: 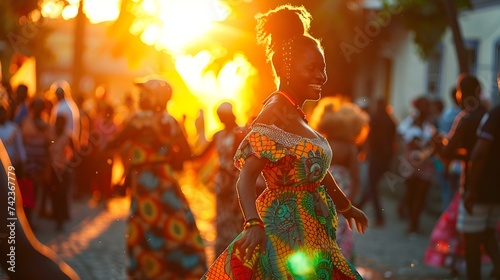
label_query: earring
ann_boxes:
[282,38,293,86]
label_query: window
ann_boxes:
[471,0,500,9]
[464,40,479,75]
[493,41,500,105]
[427,45,443,96]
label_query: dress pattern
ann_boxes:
[125,115,206,279]
[202,123,361,279]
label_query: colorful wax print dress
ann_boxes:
[202,123,362,279]
[124,113,206,279]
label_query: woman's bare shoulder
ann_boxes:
[252,100,290,129]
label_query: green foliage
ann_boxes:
[387,0,473,59]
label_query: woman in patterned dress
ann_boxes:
[107,76,206,279]
[195,102,248,257]
[202,5,368,279]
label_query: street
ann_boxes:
[3,185,495,280]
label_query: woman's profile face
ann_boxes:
[288,43,327,101]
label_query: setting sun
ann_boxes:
[121,0,255,137]
[173,50,256,138]
[38,0,258,138]
[126,0,231,53]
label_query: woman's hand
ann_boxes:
[234,226,267,261]
[342,206,368,234]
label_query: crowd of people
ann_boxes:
[0,79,126,232]
[1,3,499,280]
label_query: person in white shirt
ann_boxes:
[49,80,80,150]
[397,96,438,234]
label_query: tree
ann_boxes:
[388,0,473,73]
[440,0,470,73]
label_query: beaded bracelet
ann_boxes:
[243,219,265,230]
[337,201,353,214]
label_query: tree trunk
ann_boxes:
[72,0,86,96]
[440,0,469,74]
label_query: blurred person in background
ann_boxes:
[397,95,438,234]
[106,75,206,279]
[357,98,397,227]
[436,87,462,211]
[12,84,29,125]
[0,102,26,180]
[437,74,488,279]
[313,98,369,262]
[90,102,117,205]
[72,94,92,200]
[20,97,51,224]
[49,80,80,151]
[424,89,465,277]
[1,82,15,120]
[466,102,500,280]
[194,101,248,257]
[48,115,74,231]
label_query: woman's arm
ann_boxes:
[322,171,350,208]
[322,171,368,233]
[237,155,268,221]
[234,155,268,260]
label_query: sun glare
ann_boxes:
[40,0,120,23]
[39,0,258,139]
[83,0,121,24]
[173,50,256,138]
[40,0,65,18]
[127,0,231,53]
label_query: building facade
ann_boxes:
[355,0,500,121]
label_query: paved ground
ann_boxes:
[1,185,496,280]
[352,182,495,280]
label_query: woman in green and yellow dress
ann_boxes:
[202,5,368,279]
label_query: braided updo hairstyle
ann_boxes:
[255,5,323,84]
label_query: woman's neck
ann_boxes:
[272,90,308,123]
[277,86,305,107]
